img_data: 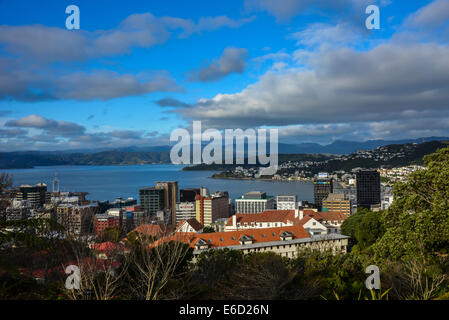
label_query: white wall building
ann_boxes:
[276,195,297,210]
[176,202,196,223]
[235,191,275,214]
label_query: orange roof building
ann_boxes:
[152,224,350,259]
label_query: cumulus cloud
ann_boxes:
[5,115,86,136]
[0,13,255,62]
[109,130,145,140]
[0,65,181,101]
[190,47,249,82]
[0,128,27,138]
[0,114,169,151]
[244,0,377,22]
[172,41,449,144]
[289,23,365,47]
[404,0,449,29]
[155,98,192,108]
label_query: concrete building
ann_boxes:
[15,183,49,208]
[235,191,275,214]
[139,187,165,215]
[322,193,352,215]
[276,195,297,210]
[5,199,32,221]
[156,181,178,226]
[56,203,98,235]
[195,192,230,226]
[176,202,197,224]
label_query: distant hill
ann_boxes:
[1,137,448,169]
[0,150,171,169]
[277,136,449,154]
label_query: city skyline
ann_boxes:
[1,0,449,151]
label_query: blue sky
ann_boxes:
[1,0,448,151]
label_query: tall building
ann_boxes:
[156,181,178,226]
[322,193,352,215]
[56,203,98,235]
[15,183,49,208]
[180,188,200,202]
[356,170,381,209]
[195,192,230,226]
[277,195,297,210]
[139,187,165,215]
[235,191,276,214]
[314,173,333,209]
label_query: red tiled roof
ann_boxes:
[153,224,310,249]
[302,210,347,223]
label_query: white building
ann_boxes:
[176,202,196,223]
[381,194,394,210]
[276,195,297,210]
[235,191,275,214]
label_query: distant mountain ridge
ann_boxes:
[1,136,448,169]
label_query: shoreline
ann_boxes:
[210,175,314,182]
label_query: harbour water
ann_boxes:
[4,165,314,203]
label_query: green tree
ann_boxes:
[341,207,385,250]
[373,146,449,262]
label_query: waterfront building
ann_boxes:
[15,183,49,208]
[139,187,165,215]
[313,173,333,209]
[235,191,276,214]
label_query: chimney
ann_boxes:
[232,215,237,229]
[300,210,304,220]
[294,209,299,219]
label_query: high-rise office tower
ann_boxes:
[16,183,48,208]
[356,170,381,209]
[195,191,230,226]
[180,188,200,202]
[156,181,178,226]
[139,187,165,215]
[314,173,333,209]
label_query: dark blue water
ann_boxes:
[5,165,314,203]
